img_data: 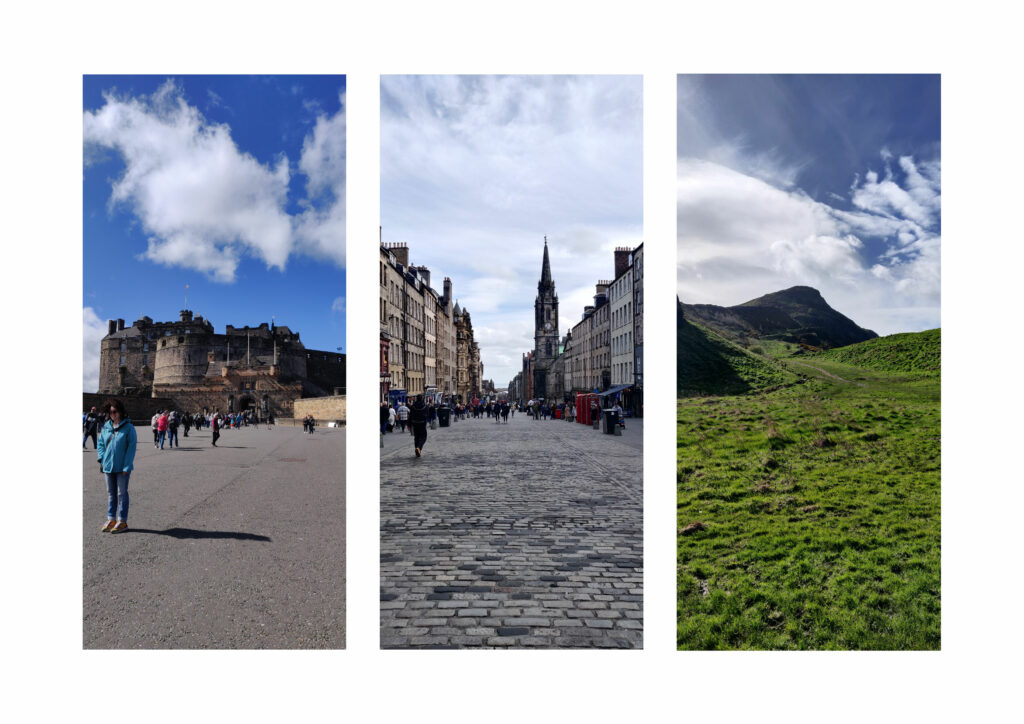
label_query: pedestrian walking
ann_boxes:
[167,410,179,448]
[83,406,100,449]
[397,401,410,432]
[97,398,137,534]
[211,412,221,447]
[151,411,160,447]
[156,410,169,449]
[409,395,428,457]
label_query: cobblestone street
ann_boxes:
[380,412,643,648]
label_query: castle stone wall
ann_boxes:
[292,395,346,424]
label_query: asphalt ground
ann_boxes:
[83,422,346,649]
[380,411,643,648]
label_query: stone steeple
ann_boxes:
[533,237,560,399]
[539,236,554,291]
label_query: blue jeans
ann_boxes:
[168,428,178,447]
[158,430,166,449]
[105,472,130,522]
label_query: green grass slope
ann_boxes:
[812,328,940,373]
[677,360,940,650]
[678,313,795,397]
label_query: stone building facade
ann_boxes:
[97,310,345,419]
[380,241,479,404]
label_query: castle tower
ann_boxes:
[533,237,559,398]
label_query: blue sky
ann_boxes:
[83,75,346,391]
[677,75,940,335]
[381,75,643,387]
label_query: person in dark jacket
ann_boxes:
[97,398,137,533]
[409,395,428,457]
[83,406,100,449]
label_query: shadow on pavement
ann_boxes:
[127,527,272,542]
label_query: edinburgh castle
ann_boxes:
[96,310,346,419]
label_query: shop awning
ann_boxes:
[597,384,632,397]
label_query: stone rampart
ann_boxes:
[292,395,346,424]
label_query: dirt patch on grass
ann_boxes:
[680,521,707,536]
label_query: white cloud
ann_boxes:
[83,307,107,392]
[296,96,346,265]
[677,155,940,334]
[382,76,642,385]
[84,81,345,282]
[331,296,345,314]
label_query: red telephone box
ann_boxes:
[576,392,599,425]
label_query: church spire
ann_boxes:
[539,236,553,289]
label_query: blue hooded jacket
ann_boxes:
[97,417,138,474]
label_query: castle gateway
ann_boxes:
[98,310,345,419]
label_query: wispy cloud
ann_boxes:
[678,154,940,334]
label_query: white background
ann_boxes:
[2,1,1020,721]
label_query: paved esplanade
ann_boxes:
[83,423,345,648]
[380,413,643,648]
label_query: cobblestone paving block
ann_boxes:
[381,414,642,649]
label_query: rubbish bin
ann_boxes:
[438,407,451,427]
[602,409,619,434]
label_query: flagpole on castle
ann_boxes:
[185,283,189,310]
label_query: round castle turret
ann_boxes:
[153,331,212,386]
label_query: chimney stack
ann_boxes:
[117,319,125,331]
[107,320,117,336]
[387,242,409,267]
[614,247,632,280]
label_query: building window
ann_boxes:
[119,356,125,365]
[142,355,148,366]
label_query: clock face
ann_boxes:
[544,322,552,331]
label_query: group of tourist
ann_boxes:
[302,414,317,434]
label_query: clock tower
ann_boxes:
[533,237,559,398]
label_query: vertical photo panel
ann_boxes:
[379,75,644,649]
[83,75,346,648]
[676,74,941,649]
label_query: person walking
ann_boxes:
[397,401,410,433]
[156,410,169,449]
[167,410,179,448]
[151,411,160,448]
[211,412,221,447]
[83,406,100,449]
[409,395,428,457]
[97,398,137,534]
[380,403,389,435]
[182,410,191,438]
[388,404,396,432]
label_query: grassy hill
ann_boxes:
[811,328,940,373]
[677,338,941,650]
[678,305,795,396]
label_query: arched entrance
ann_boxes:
[238,395,256,413]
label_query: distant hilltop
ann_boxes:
[679,286,877,350]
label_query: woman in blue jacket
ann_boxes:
[97,398,138,534]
